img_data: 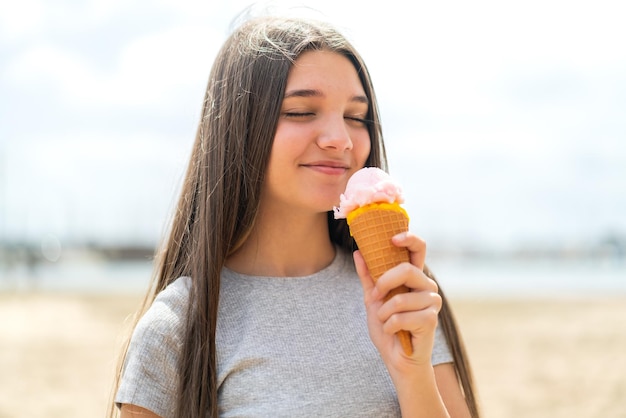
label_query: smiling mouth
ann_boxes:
[302,162,350,175]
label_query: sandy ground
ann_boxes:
[1,291,625,418]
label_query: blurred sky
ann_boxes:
[1,0,625,251]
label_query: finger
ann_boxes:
[375,264,438,299]
[392,232,426,270]
[376,290,442,324]
[353,250,375,295]
[381,304,441,337]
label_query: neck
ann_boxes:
[225,209,336,277]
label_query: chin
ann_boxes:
[301,188,343,214]
[308,200,336,215]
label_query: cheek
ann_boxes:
[354,133,372,166]
[272,123,306,157]
[268,128,297,165]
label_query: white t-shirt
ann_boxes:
[116,249,453,417]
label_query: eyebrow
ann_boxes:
[283,89,369,104]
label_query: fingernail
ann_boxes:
[393,232,407,241]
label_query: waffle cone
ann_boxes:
[348,203,413,355]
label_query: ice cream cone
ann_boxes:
[348,202,413,355]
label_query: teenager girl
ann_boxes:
[110,15,479,418]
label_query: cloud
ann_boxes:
[4,24,220,108]
[3,133,191,243]
[0,0,46,41]
[0,0,134,42]
[5,44,95,95]
[2,0,626,247]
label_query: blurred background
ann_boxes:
[1,2,626,417]
[1,0,624,296]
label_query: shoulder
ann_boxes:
[135,277,191,340]
[116,277,191,418]
[127,276,191,369]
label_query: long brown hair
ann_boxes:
[110,15,479,418]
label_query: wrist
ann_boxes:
[391,363,450,418]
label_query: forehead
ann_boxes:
[286,50,365,92]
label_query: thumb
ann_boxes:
[353,250,375,295]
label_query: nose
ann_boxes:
[316,116,353,151]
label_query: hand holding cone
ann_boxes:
[334,167,414,355]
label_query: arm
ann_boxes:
[435,363,473,418]
[120,404,163,418]
[353,233,471,418]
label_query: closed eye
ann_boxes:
[284,112,315,118]
[345,115,370,126]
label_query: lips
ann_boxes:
[301,161,350,175]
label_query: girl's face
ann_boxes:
[263,50,371,215]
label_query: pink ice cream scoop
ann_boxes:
[333,167,405,219]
